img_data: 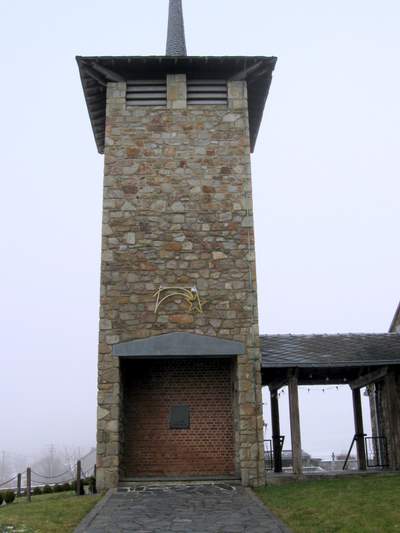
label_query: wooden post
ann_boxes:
[352,388,367,470]
[270,388,283,473]
[288,370,303,476]
[76,460,82,496]
[383,371,400,469]
[17,473,21,497]
[26,467,31,502]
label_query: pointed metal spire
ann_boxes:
[166,0,187,56]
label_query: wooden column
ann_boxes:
[270,388,282,473]
[352,388,367,470]
[288,370,303,476]
[382,371,400,469]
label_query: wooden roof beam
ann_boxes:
[349,366,388,390]
[230,60,264,81]
[268,377,288,392]
[83,65,107,86]
[90,62,125,82]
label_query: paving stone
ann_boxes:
[78,484,291,532]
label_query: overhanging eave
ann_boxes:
[76,55,277,154]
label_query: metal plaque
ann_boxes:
[170,405,190,429]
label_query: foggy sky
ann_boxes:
[0,0,398,459]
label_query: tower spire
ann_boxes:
[166,0,187,56]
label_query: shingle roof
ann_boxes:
[166,0,187,56]
[260,333,400,368]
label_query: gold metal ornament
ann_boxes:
[153,286,204,314]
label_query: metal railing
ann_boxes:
[365,436,389,468]
[264,436,285,471]
[264,440,273,471]
[343,434,389,470]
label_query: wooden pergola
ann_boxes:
[260,333,400,475]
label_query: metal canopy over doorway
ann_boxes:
[113,332,245,359]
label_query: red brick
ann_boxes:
[121,359,235,477]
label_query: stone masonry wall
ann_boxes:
[96,75,265,489]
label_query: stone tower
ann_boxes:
[77,1,276,490]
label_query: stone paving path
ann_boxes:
[76,484,291,533]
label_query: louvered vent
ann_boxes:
[187,80,228,105]
[126,80,167,107]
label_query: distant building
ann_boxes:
[390,302,400,333]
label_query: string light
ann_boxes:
[275,385,343,398]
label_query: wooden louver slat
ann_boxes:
[126,93,166,99]
[127,86,167,93]
[187,79,227,106]
[126,79,167,107]
[188,80,227,85]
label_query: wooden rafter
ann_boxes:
[82,65,107,86]
[230,60,264,81]
[90,62,125,82]
[349,367,388,390]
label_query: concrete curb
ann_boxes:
[74,489,115,533]
[245,488,293,533]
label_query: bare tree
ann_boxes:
[32,445,69,483]
[63,446,82,477]
[0,451,13,481]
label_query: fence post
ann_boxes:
[76,460,81,496]
[92,464,97,494]
[26,467,31,502]
[17,473,22,497]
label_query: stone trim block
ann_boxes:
[228,81,248,110]
[167,74,187,109]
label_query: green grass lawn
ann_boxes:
[256,474,400,533]
[0,491,102,533]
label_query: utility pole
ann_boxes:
[0,451,5,481]
[49,444,55,478]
